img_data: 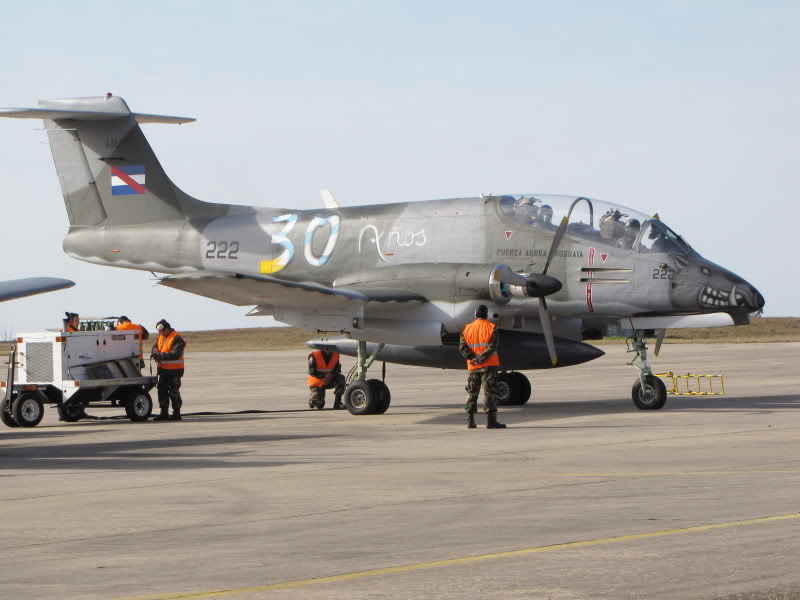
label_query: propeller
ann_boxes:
[538,217,569,366]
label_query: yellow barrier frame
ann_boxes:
[656,372,725,396]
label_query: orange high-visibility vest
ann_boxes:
[308,351,339,387]
[463,318,500,371]
[157,330,184,370]
[116,322,144,360]
[66,325,78,333]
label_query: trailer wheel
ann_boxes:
[125,391,153,422]
[12,393,45,427]
[1,398,20,428]
[57,401,85,422]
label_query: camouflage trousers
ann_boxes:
[465,367,499,414]
[309,374,346,409]
[157,373,183,412]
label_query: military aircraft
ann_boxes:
[0,95,765,415]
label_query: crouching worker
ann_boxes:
[308,349,345,410]
[151,319,186,421]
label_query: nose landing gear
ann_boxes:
[627,331,667,410]
[343,341,391,415]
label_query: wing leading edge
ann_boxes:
[0,277,75,302]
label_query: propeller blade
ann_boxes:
[538,297,558,366]
[543,216,569,275]
[493,264,529,287]
[654,329,666,357]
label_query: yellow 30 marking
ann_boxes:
[119,512,800,600]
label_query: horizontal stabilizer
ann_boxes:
[0,107,195,124]
[0,277,74,302]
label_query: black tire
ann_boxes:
[125,391,153,422]
[57,401,86,422]
[344,380,378,415]
[1,398,20,428]
[632,376,667,410]
[495,373,520,407]
[368,379,391,415]
[511,372,532,405]
[12,393,45,427]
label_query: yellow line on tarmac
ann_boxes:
[119,512,800,600]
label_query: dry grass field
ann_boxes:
[1,317,797,355]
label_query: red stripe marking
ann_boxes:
[587,247,595,312]
[111,166,146,194]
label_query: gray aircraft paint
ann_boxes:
[0,95,765,370]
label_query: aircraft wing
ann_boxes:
[157,272,426,309]
[0,277,75,302]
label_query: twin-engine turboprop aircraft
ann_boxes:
[0,95,765,414]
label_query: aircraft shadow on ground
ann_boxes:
[416,394,800,426]
[0,433,339,471]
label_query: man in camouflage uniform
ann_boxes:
[459,305,506,429]
[150,319,186,421]
[308,349,346,410]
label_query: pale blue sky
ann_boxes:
[1,1,797,333]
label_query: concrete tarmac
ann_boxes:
[1,343,799,600]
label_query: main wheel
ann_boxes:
[368,379,391,415]
[1,398,20,428]
[344,380,378,415]
[510,372,532,405]
[12,393,45,427]
[632,376,667,410]
[125,391,153,422]
[495,373,520,407]
[57,401,86,422]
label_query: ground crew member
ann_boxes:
[459,305,507,429]
[150,319,185,421]
[64,312,80,332]
[308,349,345,410]
[115,316,150,367]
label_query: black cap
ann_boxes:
[155,318,171,332]
[475,305,489,319]
[117,315,130,323]
[65,312,78,319]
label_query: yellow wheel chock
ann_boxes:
[655,372,725,396]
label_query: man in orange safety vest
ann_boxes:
[114,316,150,367]
[459,305,506,429]
[308,349,346,410]
[151,319,186,421]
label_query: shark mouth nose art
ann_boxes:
[699,284,762,310]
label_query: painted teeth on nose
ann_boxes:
[728,285,737,306]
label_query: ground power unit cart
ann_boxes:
[1,330,157,427]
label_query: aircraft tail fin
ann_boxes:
[0,94,224,227]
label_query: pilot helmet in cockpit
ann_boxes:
[538,204,553,225]
[625,218,641,236]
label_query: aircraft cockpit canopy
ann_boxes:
[497,194,691,253]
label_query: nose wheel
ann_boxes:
[627,331,667,410]
[343,341,391,415]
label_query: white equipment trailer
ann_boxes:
[1,330,157,427]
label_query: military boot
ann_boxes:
[169,409,182,421]
[333,396,344,410]
[153,410,169,422]
[467,412,476,429]
[487,412,507,429]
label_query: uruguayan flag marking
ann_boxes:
[111,165,146,196]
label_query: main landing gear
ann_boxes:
[343,341,391,415]
[627,331,667,410]
[495,372,532,406]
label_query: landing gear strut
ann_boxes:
[627,331,667,410]
[343,341,391,415]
